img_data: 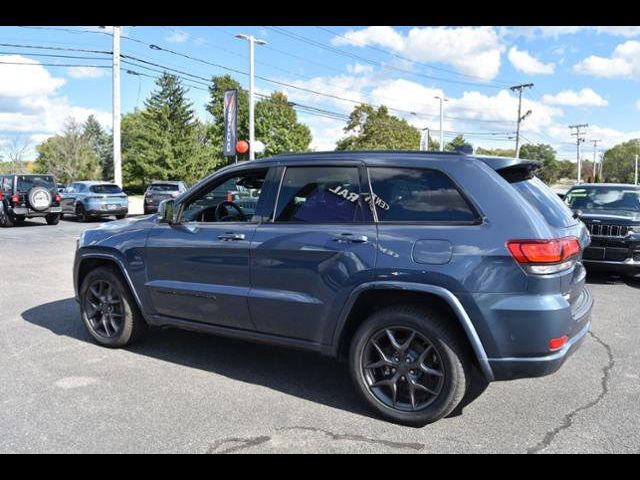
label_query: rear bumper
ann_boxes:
[85,207,128,217]
[487,288,593,381]
[144,205,159,213]
[10,206,61,217]
[583,258,640,274]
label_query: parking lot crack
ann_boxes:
[527,331,614,454]
[279,426,424,451]
[207,436,271,454]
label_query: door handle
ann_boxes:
[218,232,246,241]
[331,233,369,244]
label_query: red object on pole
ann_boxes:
[236,140,249,154]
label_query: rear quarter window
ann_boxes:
[510,177,577,228]
[368,167,478,223]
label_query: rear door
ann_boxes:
[249,164,377,343]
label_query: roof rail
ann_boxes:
[273,150,468,157]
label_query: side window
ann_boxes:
[181,170,267,223]
[274,166,372,223]
[368,167,478,223]
[2,177,12,192]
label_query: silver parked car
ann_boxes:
[61,181,129,222]
[143,181,188,215]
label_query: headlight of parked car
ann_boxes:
[628,226,640,234]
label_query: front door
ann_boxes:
[249,164,378,343]
[145,168,270,330]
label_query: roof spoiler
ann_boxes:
[476,156,541,182]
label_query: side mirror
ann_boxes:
[159,199,178,224]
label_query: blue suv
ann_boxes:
[73,151,593,426]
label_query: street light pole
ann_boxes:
[420,127,430,151]
[435,96,447,152]
[235,34,267,160]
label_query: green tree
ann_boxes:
[601,139,640,183]
[518,143,563,184]
[83,115,113,181]
[336,104,420,150]
[122,73,212,190]
[444,135,473,152]
[475,147,515,157]
[255,92,312,156]
[34,119,101,183]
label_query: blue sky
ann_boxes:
[2,25,640,161]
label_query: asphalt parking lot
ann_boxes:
[1,217,639,453]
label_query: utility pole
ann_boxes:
[112,26,122,187]
[510,83,533,158]
[235,34,267,160]
[569,124,588,183]
[589,139,601,181]
[420,127,430,151]
[434,96,448,152]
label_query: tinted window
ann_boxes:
[149,184,180,192]
[275,166,372,223]
[511,177,577,228]
[565,186,640,214]
[90,184,122,194]
[16,175,55,192]
[182,170,266,223]
[1,177,11,192]
[368,167,477,223]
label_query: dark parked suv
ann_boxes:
[0,174,62,227]
[565,183,640,274]
[74,151,593,425]
[143,181,188,215]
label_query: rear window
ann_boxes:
[149,184,179,192]
[90,184,122,194]
[510,177,577,228]
[16,175,55,192]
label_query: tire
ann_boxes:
[79,265,147,348]
[349,305,472,427]
[45,213,60,225]
[27,187,52,212]
[115,214,127,220]
[0,211,14,228]
[76,204,88,223]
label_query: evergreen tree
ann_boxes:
[83,115,113,181]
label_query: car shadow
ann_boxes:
[586,271,640,289]
[22,298,377,420]
[61,215,115,223]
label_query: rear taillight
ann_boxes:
[549,335,569,351]
[11,193,20,205]
[54,193,61,203]
[0,191,3,201]
[507,237,581,274]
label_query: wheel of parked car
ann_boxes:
[27,187,52,212]
[79,266,147,348]
[0,211,14,228]
[76,204,88,223]
[115,214,127,220]
[349,305,471,426]
[45,213,60,225]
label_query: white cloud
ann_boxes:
[507,46,555,75]
[542,88,608,107]
[573,40,640,78]
[507,26,640,39]
[0,55,110,157]
[66,66,108,79]
[165,30,190,44]
[333,26,505,80]
[346,63,374,75]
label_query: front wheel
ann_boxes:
[45,213,60,225]
[115,214,127,220]
[79,266,147,347]
[349,305,472,426]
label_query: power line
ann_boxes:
[0,51,111,61]
[0,42,111,54]
[0,61,111,68]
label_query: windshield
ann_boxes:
[565,186,640,213]
[149,184,179,192]
[90,184,123,194]
[16,175,55,192]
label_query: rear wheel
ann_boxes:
[76,204,88,222]
[349,305,471,426]
[79,266,147,347]
[115,214,126,220]
[45,213,60,225]
[0,211,14,228]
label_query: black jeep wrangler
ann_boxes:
[0,174,62,227]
